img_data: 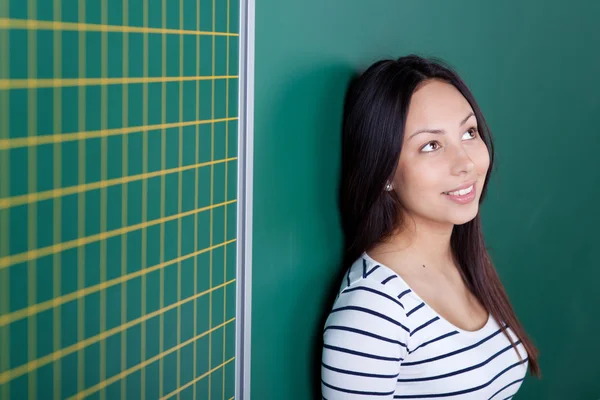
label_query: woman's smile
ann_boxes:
[442,180,477,204]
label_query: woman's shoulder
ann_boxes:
[327,255,417,327]
[323,255,414,355]
[338,254,420,306]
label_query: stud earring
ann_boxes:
[385,182,393,191]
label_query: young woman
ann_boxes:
[321,55,540,399]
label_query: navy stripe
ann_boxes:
[393,358,528,398]
[407,331,459,354]
[322,361,399,379]
[331,305,410,332]
[366,265,380,277]
[343,286,405,309]
[501,397,513,400]
[410,316,439,337]
[488,378,525,400]
[382,274,398,285]
[398,341,522,382]
[324,325,407,348]
[346,267,351,287]
[363,258,381,277]
[398,289,412,299]
[406,302,425,317]
[323,344,403,361]
[322,379,395,396]
[402,327,505,366]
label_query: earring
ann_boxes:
[385,182,393,191]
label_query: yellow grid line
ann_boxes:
[177,0,184,396]
[209,0,217,393]
[0,75,238,90]
[26,1,38,398]
[0,17,239,37]
[66,317,236,400]
[0,198,237,270]
[193,0,201,396]
[158,0,167,395]
[121,1,130,399]
[99,1,108,398]
[0,156,237,210]
[0,279,236,386]
[140,0,148,399]
[76,0,86,394]
[224,0,231,396]
[1,1,11,399]
[51,1,63,398]
[0,237,236,328]
[0,116,238,150]
[141,0,149,396]
[161,356,235,400]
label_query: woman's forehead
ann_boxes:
[405,80,475,129]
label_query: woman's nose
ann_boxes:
[450,147,475,176]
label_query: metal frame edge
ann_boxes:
[235,0,254,398]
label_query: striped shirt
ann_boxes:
[321,252,529,399]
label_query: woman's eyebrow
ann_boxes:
[408,111,476,140]
[459,111,475,126]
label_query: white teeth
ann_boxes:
[446,185,473,196]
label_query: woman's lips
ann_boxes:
[443,183,476,204]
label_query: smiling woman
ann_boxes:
[321,55,540,399]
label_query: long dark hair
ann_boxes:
[339,54,540,377]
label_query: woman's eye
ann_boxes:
[462,127,478,140]
[421,141,440,152]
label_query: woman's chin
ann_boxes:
[447,206,480,226]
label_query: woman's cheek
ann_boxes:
[474,144,491,175]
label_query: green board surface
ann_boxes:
[252,1,600,399]
[0,0,240,399]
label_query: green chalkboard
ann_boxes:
[0,0,240,399]
[252,1,600,399]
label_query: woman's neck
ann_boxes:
[372,216,455,272]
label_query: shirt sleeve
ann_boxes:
[321,279,410,399]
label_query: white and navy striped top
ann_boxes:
[321,252,529,399]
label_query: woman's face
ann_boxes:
[392,79,490,228]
